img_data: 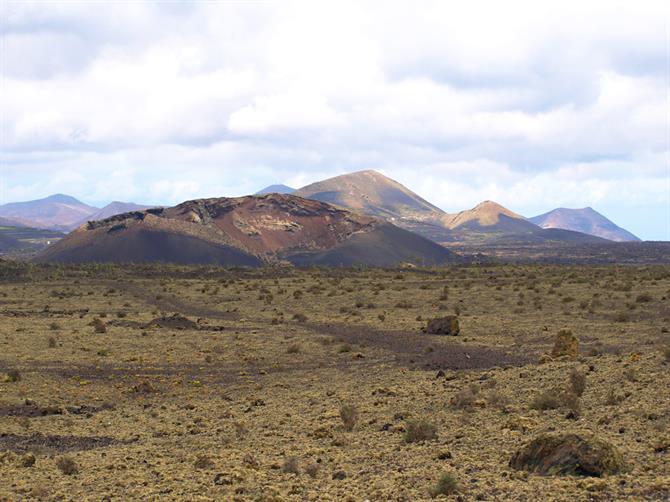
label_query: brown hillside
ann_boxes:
[37,194,458,267]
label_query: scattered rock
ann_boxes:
[424,316,460,336]
[214,473,233,485]
[144,314,199,330]
[332,470,347,480]
[194,455,215,469]
[20,453,36,468]
[131,381,159,394]
[510,434,624,477]
[550,329,579,358]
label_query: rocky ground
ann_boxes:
[0,263,668,501]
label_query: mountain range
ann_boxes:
[0,196,154,232]
[0,169,643,262]
[292,171,623,246]
[37,194,456,266]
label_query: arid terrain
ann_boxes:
[0,262,669,501]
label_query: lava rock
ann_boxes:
[510,433,624,477]
[424,316,460,336]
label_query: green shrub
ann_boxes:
[430,472,458,498]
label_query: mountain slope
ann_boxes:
[0,216,25,228]
[254,184,295,195]
[79,202,155,227]
[294,170,446,223]
[529,207,640,242]
[445,201,537,232]
[0,194,98,231]
[36,194,458,267]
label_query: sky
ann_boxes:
[1,0,669,240]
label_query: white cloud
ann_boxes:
[1,0,668,239]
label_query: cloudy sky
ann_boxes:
[1,0,668,239]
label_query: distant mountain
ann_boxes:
[78,202,155,227]
[294,170,446,223]
[293,171,609,247]
[254,184,295,195]
[37,194,459,267]
[529,207,640,242]
[445,200,537,232]
[439,200,608,246]
[0,194,98,232]
[437,200,539,245]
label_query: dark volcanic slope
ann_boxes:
[37,194,458,267]
[0,233,23,252]
[529,207,640,242]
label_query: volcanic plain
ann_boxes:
[0,262,668,501]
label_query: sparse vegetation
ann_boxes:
[339,403,358,431]
[0,262,667,500]
[56,456,78,475]
[404,419,438,443]
[430,472,459,498]
[281,456,301,475]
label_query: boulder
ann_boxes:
[425,316,460,336]
[551,329,579,358]
[510,434,624,477]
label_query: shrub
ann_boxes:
[304,462,319,478]
[451,384,479,409]
[92,318,107,334]
[292,313,307,323]
[531,387,580,415]
[49,322,61,331]
[605,389,626,405]
[282,456,300,475]
[286,343,301,354]
[430,472,458,498]
[5,369,21,382]
[193,455,215,469]
[569,368,586,397]
[404,419,438,443]
[487,390,511,409]
[635,293,653,303]
[47,337,57,348]
[339,403,358,431]
[614,312,629,323]
[56,456,78,475]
